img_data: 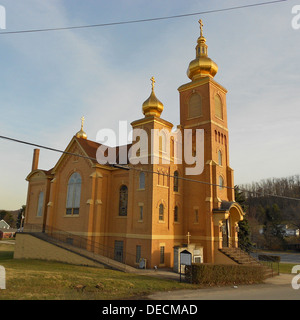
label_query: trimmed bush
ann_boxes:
[185,263,266,285]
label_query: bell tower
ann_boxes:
[178,19,233,202]
[178,20,236,262]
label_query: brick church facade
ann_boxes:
[23,21,244,270]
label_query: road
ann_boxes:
[257,251,300,264]
[148,274,300,300]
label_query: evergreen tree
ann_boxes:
[262,204,285,249]
[235,186,253,252]
[0,210,7,220]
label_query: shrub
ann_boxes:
[185,263,265,285]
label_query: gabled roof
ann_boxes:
[76,137,132,166]
[50,136,132,174]
[76,137,101,164]
[0,220,10,228]
[26,168,54,181]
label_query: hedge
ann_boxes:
[185,263,266,285]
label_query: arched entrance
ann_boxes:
[213,201,244,248]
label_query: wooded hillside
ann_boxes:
[238,175,300,250]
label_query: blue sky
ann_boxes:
[0,0,299,210]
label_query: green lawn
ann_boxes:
[0,243,195,300]
[1,243,297,300]
[260,260,298,275]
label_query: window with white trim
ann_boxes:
[66,172,81,215]
[37,191,44,217]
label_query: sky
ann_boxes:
[0,0,299,210]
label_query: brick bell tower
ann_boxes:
[178,20,243,263]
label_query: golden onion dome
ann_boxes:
[187,20,218,81]
[76,116,87,139]
[142,77,164,117]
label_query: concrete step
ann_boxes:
[219,247,275,278]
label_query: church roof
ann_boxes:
[75,137,101,164]
[75,136,132,166]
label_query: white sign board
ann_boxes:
[180,250,192,266]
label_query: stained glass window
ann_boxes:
[119,185,128,216]
[66,172,81,215]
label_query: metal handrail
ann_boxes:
[238,242,280,276]
[220,239,279,276]
[22,223,137,269]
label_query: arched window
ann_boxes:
[173,171,179,192]
[159,131,167,153]
[219,176,224,190]
[66,172,81,215]
[139,172,145,189]
[174,206,179,222]
[188,93,202,118]
[218,150,222,166]
[37,191,44,217]
[215,95,223,119]
[159,204,164,221]
[119,185,128,216]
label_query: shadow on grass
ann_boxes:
[0,250,14,261]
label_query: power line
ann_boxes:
[0,0,287,35]
[1,134,300,202]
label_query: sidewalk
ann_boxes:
[146,273,298,300]
[0,240,15,245]
[137,268,181,281]
[264,273,294,285]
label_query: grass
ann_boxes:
[259,260,298,275]
[0,243,195,300]
[279,263,298,274]
[1,242,297,300]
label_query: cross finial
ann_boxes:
[199,19,203,37]
[80,116,85,130]
[186,232,191,245]
[150,76,155,91]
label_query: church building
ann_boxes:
[23,21,244,270]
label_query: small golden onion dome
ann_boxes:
[142,77,164,117]
[76,116,87,139]
[187,20,218,81]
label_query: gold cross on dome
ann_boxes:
[199,19,203,36]
[81,116,85,130]
[150,76,155,90]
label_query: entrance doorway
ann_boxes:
[114,240,124,263]
[222,220,230,247]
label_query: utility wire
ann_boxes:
[0,0,287,35]
[1,134,299,202]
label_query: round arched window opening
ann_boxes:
[219,176,224,190]
[188,93,202,118]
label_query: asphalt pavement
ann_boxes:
[257,251,300,264]
[147,274,300,300]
